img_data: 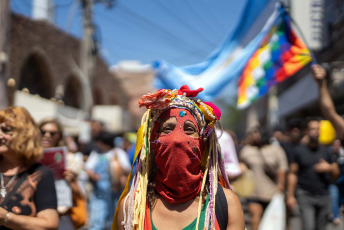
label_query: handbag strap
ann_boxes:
[0,172,28,208]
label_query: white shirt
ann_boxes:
[85,147,131,172]
[216,129,241,177]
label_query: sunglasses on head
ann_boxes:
[41,130,57,137]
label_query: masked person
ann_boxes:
[112,86,245,230]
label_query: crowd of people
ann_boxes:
[227,117,342,230]
[0,64,343,230]
[0,109,134,230]
[223,64,344,230]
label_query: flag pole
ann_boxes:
[279,1,318,65]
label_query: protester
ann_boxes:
[226,129,240,152]
[281,119,303,164]
[312,64,344,226]
[239,127,288,230]
[216,129,241,180]
[311,64,344,140]
[328,138,344,225]
[39,118,86,230]
[0,106,58,229]
[122,132,136,153]
[334,138,344,214]
[277,119,303,230]
[114,85,245,230]
[109,134,131,223]
[85,131,114,230]
[287,117,340,230]
[81,120,105,157]
[85,131,130,230]
[65,135,88,196]
[270,127,288,146]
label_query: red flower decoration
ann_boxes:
[138,89,172,110]
[177,85,203,97]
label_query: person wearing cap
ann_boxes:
[112,85,245,230]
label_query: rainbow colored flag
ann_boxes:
[237,7,312,109]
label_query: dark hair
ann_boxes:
[94,131,115,148]
[286,118,302,131]
[259,128,270,146]
[303,117,320,130]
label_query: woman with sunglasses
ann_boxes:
[39,118,86,230]
[39,119,63,150]
[113,86,245,230]
[0,107,58,229]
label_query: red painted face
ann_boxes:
[150,108,204,204]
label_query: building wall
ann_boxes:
[8,13,129,110]
[0,0,10,109]
[111,61,156,129]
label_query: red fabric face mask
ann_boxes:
[150,108,204,204]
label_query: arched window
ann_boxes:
[93,87,103,105]
[18,51,53,99]
[63,75,82,108]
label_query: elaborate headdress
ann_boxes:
[112,85,230,230]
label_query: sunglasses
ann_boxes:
[41,130,58,137]
[0,126,15,135]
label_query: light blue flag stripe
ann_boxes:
[153,0,280,102]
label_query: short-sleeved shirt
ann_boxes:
[291,144,334,195]
[239,144,288,201]
[0,163,57,221]
[279,141,300,165]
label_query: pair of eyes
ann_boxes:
[158,118,199,137]
[41,130,58,137]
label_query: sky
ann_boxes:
[10,0,247,67]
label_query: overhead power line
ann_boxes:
[54,0,74,7]
[115,3,209,57]
[155,0,217,48]
[183,0,223,38]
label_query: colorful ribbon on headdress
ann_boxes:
[112,85,230,230]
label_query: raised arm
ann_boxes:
[312,64,344,139]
